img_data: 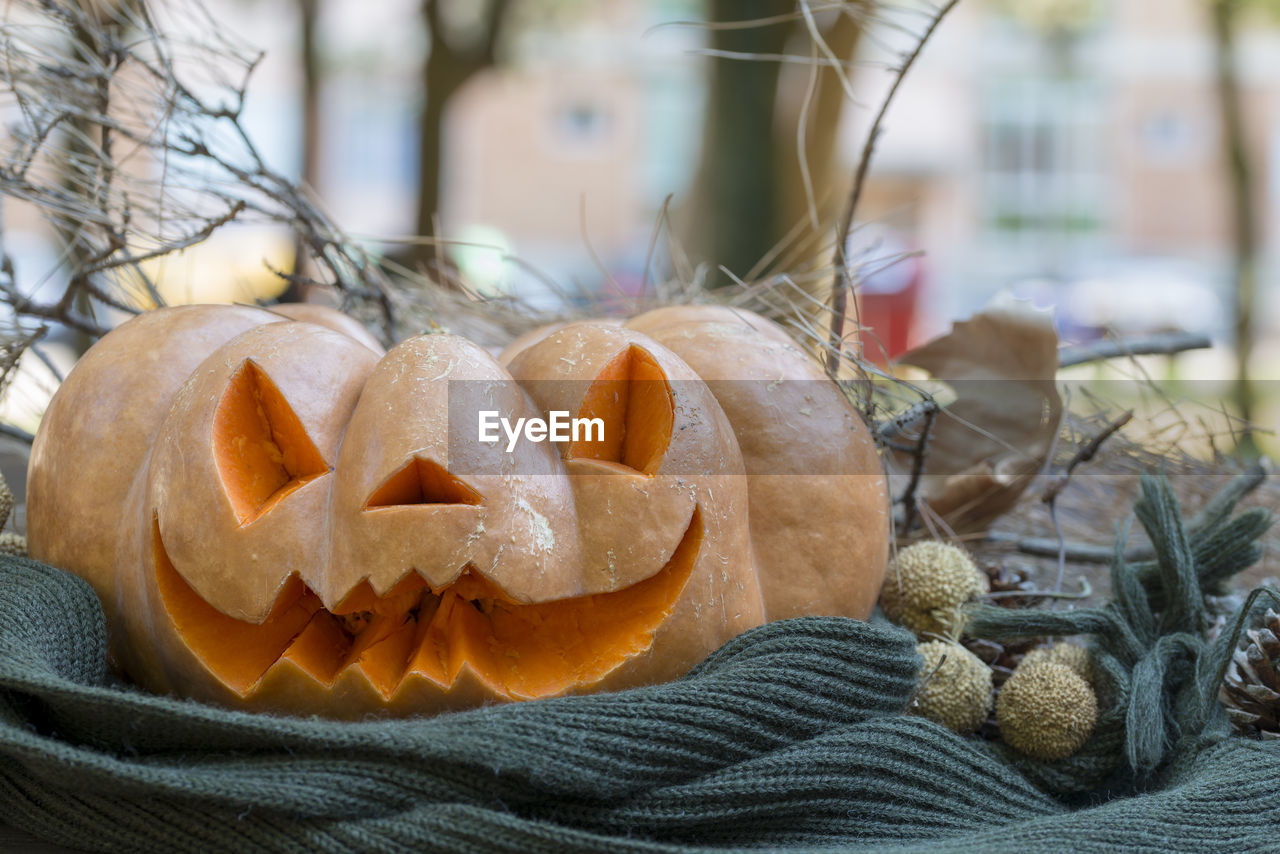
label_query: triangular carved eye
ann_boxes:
[569,345,673,475]
[214,360,329,525]
[364,457,483,509]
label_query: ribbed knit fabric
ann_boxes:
[1,551,1277,853]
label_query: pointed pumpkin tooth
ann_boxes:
[277,611,350,686]
[248,651,346,716]
[409,662,501,711]
[341,612,419,699]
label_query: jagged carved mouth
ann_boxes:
[153,508,702,701]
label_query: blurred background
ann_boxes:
[1,0,1277,455]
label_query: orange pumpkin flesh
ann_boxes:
[364,458,483,509]
[154,501,701,702]
[29,303,886,718]
[213,360,330,525]
[570,344,674,474]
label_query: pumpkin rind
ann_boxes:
[624,306,889,620]
[28,305,289,636]
[149,321,380,622]
[29,303,887,717]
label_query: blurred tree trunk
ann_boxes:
[690,0,792,286]
[299,0,321,193]
[59,2,132,352]
[688,2,863,287]
[777,9,863,249]
[412,0,511,274]
[1208,0,1259,456]
[285,0,321,297]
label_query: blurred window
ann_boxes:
[551,100,613,155]
[982,74,1106,258]
[1141,111,1198,165]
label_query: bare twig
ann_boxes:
[988,460,1270,563]
[899,404,938,535]
[1041,410,1134,505]
[986,533,1135,564]
[876,397,939,447]
[1058,332,1213,368]
[0,0,399,346]
[640,194,674,298]
[826,0,961,376]
[982,578,1092,601]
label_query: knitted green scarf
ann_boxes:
[1,476,1276,853]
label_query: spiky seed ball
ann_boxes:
[913,640,993,734]
[880,542,987,637]
[0,532,26,557]
[997,660,1098,761]
[1020,642,1093,684]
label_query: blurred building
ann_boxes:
[851,0,1280,345]
[4,0,1279,346]
[443,1,704,300]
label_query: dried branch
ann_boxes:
[986,533,1130,564]
[826,0,961,375]
[0,0,401,345]
[982,578,1092,601]
[899,403,938,535]
[876,397,939,447]
[1041,410,1134,505]
[989,461,1270,563]
[1058,332,1213,368]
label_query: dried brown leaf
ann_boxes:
[897,301,1062,532]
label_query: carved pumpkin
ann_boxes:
[27,303,887,717]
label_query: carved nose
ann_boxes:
[363,457,483,509]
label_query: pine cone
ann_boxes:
[1221,608,1280,739]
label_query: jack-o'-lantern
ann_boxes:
[27,303,887,717]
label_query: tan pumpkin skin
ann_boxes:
[623,304,796,349]
[504,323,762,690]
[625,307,889,620]
[511,305,891,621]
[30,303,885,717]
[266,301,384,353]
[29,305,769,717]
[27,305,293,628]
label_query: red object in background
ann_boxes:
[857,250,922,364]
